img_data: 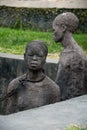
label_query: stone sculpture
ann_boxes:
[53,12,87,100]
[4,40,60,114]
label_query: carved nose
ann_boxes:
[32,55,37,60]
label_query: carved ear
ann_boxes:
[61,24,67,32]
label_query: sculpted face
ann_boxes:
[53,24,64,43]
[53,12,79,43]
[25,44,46,70]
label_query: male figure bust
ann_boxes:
[53,12,87,100]
[6,40,60,114]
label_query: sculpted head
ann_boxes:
[53,12,79,42]
[24,40,48,70]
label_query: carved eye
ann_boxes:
[38,54,43,57]
[28,54,33,56]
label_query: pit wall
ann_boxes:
[0,6,87,33]
[0,53,57,114]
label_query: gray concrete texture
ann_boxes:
[0,95,87,130]
[0,0,87,8]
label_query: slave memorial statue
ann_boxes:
[53,12,87,100]
[3,40,60,114]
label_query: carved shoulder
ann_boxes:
[7,75,26,95]
[59,50,86,69]
[44,76,61,101]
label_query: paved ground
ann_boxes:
[0,0,87,8]
[0,95,87,130]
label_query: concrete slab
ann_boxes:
[0,95,87,130]
[0,0,87,8]
[0,52,58,63]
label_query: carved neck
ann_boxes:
[61,31,85,56]
[61,31,77,49]
[26,69,45,82]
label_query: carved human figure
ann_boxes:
[6,40,60,114]
[53,12,87,100]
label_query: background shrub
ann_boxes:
[0,6,87,33]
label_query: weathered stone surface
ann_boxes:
[0,55,26,114]
[0,53,58,114]
[53,12,87,100]
[1,41,59,114]
[0,95,87,130]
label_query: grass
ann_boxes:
[0,27,87,55]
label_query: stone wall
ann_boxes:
[0,53,57,114]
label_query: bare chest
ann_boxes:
[16,82,49,109]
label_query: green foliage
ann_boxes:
[66,125,87,130]
[0,6,87,33]
[0,27,87,55]
[0,27,62,54]
[74,34,87,53]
